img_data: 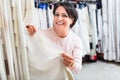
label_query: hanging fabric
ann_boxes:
[102,0,120,62]
[1,0,16,79]
[72,3,90,57]
[88,3,98,55]
[115,0,120,62]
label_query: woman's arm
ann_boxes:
[71,37,83,73]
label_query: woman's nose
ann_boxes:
[58,15,63,20]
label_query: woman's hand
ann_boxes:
[62,53,75,69]
[26,25,37,36]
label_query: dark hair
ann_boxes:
[53,2,78,28]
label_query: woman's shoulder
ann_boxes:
[69,31,81,40]
[69,31,83,47]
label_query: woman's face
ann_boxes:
[53,6,73,31]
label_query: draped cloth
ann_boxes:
[102,0,120,62]
[26,31,74,80]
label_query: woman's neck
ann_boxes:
[53,27,69,38]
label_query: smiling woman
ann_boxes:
[26,2,83,80]
[53,5,73,38]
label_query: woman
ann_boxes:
[27,2,83,74]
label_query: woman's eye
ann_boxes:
[62,14,68,18]
[54,14,59,16]
[54,13,69,18]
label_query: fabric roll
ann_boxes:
[0,0,2,29]
[0,9,7,79]
[12,1,25,79]
[72,6,90,57]
[16,0,31,79]
[2,0,16,79]
[78,6,90,56]
[80,6,90,55]
[115,0,120,62]
[47,6,54,28]
[88,4,98,55]
[103,0,116,61]
[102,0,120,62]
[97,9,103,40]
[7,0,20,79]
[0,38,7,80]
[108,0,116,61]
[101,0,109,60]
[21,0,26,19]
[23,0,35,26]
[96,9,103,53]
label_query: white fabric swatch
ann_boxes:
[26,31,73,80]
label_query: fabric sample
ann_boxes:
[27,31,73,80]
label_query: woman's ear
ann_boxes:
[70,18,74,25]
[69,18,74,28]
